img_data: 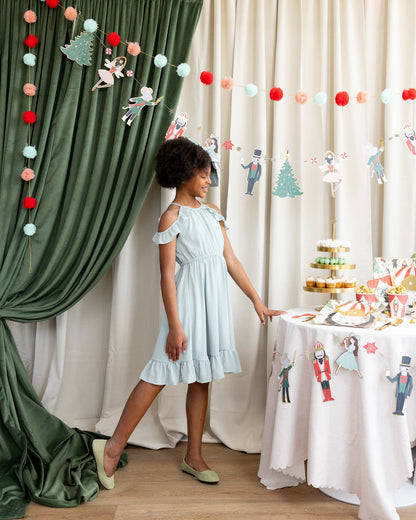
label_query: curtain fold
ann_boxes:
[0,0,203,517]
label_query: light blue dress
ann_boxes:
[140,202,242,385]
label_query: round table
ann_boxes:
[258,308,416,520]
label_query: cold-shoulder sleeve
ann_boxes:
[152,217,181,244]
[205,205,230,230]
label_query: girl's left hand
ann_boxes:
[254,300,286,325]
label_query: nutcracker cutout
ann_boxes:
[313,341,335,402]
[165,112,189,140]
[386,356,413,415]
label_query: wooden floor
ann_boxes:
[25,443,416,520]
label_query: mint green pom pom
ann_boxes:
[154,54,167,68]
[23,53,36,66]
[22,145,37,159]
[381,88,394,104]
[177,63,190,77]
[23,223,37,236]
[314,91,327,105]
[245,83,258,97]
[84,19,98,33]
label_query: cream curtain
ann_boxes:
[10,0,416,454]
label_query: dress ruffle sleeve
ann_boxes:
[152,218,181,244]
[205,206,230,230]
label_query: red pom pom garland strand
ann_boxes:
[335,91,349,106]
[107,32,121,47]
[24,34,39,48]
[270,87,283,101]
[23,111,37,124]
[200,71,214,85]
[23,196,37,209]
[46,0,59,8]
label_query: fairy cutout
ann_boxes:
[403,124,416,155]
[278,352,296,403]
[335,333,362,378]
[366,141,387,184]
[319,151,343,197]
[92,56,126,91]
[121,87,163,127]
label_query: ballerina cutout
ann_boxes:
[92,56,126,91]
[335,333,362,378]
[319,151,343,197]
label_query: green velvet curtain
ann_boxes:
[0,0,203,518]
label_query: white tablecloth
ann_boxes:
[258,308,416,520]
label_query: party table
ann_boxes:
[258,308,416,520]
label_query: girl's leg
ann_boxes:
[184,382,210,472]
[103,380,164,477]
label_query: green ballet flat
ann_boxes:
[181,458,219,484]
[92,439,115,490]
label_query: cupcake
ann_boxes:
[326,277,336,289]
[316,276,326,288]
[306,276,316,287]
[335,277,343,288]
[344,277,357,288]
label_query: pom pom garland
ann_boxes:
[21,168,35,181]
[23,223,37,236]
[23,197,37,209]
[46,0,59,7]
[270,87,283,101]
[245,83,258,97]
[24,10,37,23]
[23,111,36,124]
[154,54,167,68]
[84,19,98,33]
[409,88,416,100]
[356,91,368,103]
[295,90,308,104]
[22,145,37,159]
[200,71,214,85]
[402,89,410,101]
[23,83,37,96]
[177,63,191,77]
[127,42,141,56]
[314,91,327,105]
[335,91,349,106]
[64,7,78,21]
[381,88,394,104]
[107,32,121,47]
[24,35,39,48]
[221,77,234,90]
[23,53,36,66]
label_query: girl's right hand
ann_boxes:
[165,325,187,362]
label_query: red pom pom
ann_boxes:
[23,111,36,124]
[200,71,214,85]
[46,0,59,7]
[23,196,37,209]
[402,89,409,100]
[335,91,349,106]
[24,34,39,48]
[107,32,121,47]
[409,88,416,100]
[269,87,283,101]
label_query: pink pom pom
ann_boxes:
[221,76,234,90]
[24,35,39,48]
[64,7,78,21]
[200,71,213,85]
[107,32,121,47]
[21,168,35,181]
[335,91,349,106]
[127,42,141,56]
[23,111,36,124]
[23,196,37,209]
[295,90,308,104]
[23,83,37,96]
[270,87,283,101]
[46,0,59,8]
[24,10,37,23]
[356,91,368,104]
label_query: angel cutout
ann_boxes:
[121,87,163,127]
[403,124,416,155]
[92,56,126,91]
[335,333,362,378]
[366,142,387,184]
[319,151,343,197]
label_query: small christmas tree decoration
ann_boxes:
[272,152,303,198]
[61,31,95,66]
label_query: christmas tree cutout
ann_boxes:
[272,152,303,198]
[61,31,95,66]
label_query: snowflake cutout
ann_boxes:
[363,342,378,354]
[222,140,234,150]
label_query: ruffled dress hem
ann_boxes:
[140,350,242,385]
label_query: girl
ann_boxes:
[93,137,285,488]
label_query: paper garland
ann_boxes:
[272,153,303,198]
